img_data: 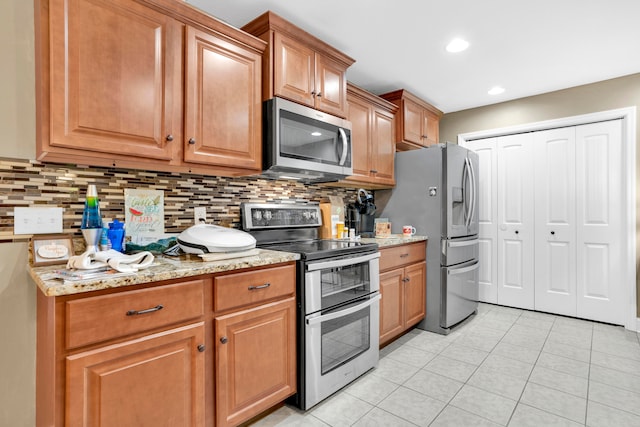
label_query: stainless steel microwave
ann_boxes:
[262,97,352,183]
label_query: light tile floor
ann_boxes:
[251,303,640,426]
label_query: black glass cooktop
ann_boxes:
[259,239,378,261]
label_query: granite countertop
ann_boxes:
[30,249,300,297]
[360,234,428,248]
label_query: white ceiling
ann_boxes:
[185,0,640,113]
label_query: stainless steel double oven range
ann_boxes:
[241,202,380,410]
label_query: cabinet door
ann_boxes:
[215,297,296,427]
[404,261,427,328]
[422,110,439,146]
[48,0,182,160]
[534,127,577,316]
[66,323,205,427]
[497,133,535,310]
[379,269,404,345]
[184,26,262,170]
[315,54,347,117]
[402,97,425,146]
[372,109,395,186]
[347,95,373,180]
[273,32,315,108]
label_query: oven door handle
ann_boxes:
[306,251,380,272]
[306,294,381,326]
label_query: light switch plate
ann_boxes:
[14,207,64,234]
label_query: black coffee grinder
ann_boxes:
[346,189,376,237]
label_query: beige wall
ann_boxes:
[1,1,36,426]
[1,0,35,160]
[440,72,640,318]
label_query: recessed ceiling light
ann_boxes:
[488,86,505,95]
[446,38,469,53]
[311,131,322,136]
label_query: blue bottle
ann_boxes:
[108,219,125,252]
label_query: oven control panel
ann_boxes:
[241,203,322,230]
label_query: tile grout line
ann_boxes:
[503,310,556,426]
[427,306,522,426]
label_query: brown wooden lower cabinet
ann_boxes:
[66,323,206,427]
[36,263,297,427]
[215,297,296,427]
[379,241,427,346]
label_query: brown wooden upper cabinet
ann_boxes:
[340,83,397,189]
[380,89,443,150]
[242,11,355,119]
[35,0,266,176]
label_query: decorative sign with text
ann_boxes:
[124,189,165,245]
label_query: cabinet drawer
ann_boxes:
[214,264,295,312]
[379,241,426,272]
[66,280,205,349]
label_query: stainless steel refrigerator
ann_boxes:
[376,143,479,335]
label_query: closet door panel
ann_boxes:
[576,120,623,324]
[465,138,498,303]
[534,128,576,316]
[497,133,534,310]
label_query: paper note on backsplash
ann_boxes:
[124,189,165,245]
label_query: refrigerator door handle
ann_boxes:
[447,261,479,276]
[463,158,471,228]
[448,238,479,248]
[468,157,477,228]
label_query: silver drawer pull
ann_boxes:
[248,283,271,291]
[126,304,164,316]
[400,253,409,258]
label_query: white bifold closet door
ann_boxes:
[575,121,623,324]
[472,138,499,304]
[497,133,535,310]
[534,127,577,316]
[466,119,624,325]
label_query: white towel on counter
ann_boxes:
[67,249,154,273]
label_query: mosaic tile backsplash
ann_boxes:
[0,158,355,241]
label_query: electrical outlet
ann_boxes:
[194,207,207,225]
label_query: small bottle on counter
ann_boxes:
[107,219,125,252]
[100,223,111,251]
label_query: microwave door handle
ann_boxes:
[338,128,348,166]
[306,251,380,272]
[306,294,381,326]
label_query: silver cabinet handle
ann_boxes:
[220,336,228,344]
[248,283,271,290]
[126,304,163,316]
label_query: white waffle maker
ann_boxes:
[177,224,256,254]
